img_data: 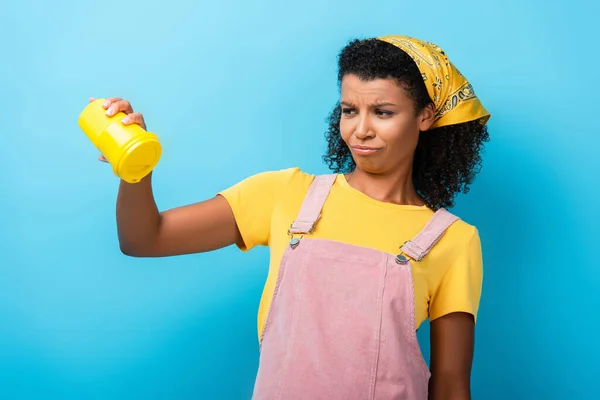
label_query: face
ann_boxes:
[339,74,435,175]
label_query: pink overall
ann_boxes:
[252,174,459,400]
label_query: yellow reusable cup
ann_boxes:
[78,98,162,184]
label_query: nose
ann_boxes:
[354,114,374,140]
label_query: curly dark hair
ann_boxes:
[323,38,490,210]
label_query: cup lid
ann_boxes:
[116,136,162,183]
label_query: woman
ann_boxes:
[96,35,490,399]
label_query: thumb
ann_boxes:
[98,155,108,163]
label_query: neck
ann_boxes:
[345,165,425,207]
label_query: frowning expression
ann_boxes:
[339,74,434,174]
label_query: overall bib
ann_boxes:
[252,174,459,400]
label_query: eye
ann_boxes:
[375,109,394,117]
[341,107,356,116]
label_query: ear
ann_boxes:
[419,103,436,131]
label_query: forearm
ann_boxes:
[428,373,471,400]
[116,172,162,255]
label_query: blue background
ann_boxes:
[1,0,598,398]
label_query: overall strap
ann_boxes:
[288,174,338,235]
[401,208,460,261]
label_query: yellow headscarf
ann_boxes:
[377,35,490,129]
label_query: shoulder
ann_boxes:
[446,214,480,246]
[247,167,325,193]
[433,210,482,262]
[280,167,317,189]
[239,167,304,185]
[219,167,312,193]
[218,167,324,212]
[249,167,315,185]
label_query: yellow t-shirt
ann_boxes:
[219,168,483,339]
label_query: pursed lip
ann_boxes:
[350,145,382,155]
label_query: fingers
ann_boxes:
[91,97,147,164]
[101,97,122,109]
[121,112,147,130]
[105,99,133,117]
[88,96,146,129]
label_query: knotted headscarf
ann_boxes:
[377,35,490,129]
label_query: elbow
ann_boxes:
[119,243,142,257]
[117,229,161,257]
[119,241,155,258]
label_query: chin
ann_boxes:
[354,161,386,175]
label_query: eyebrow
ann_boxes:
[340,101,397,108]
[372,102,397,108]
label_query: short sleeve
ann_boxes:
[218,168,298,251]
[429,227,483,322]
